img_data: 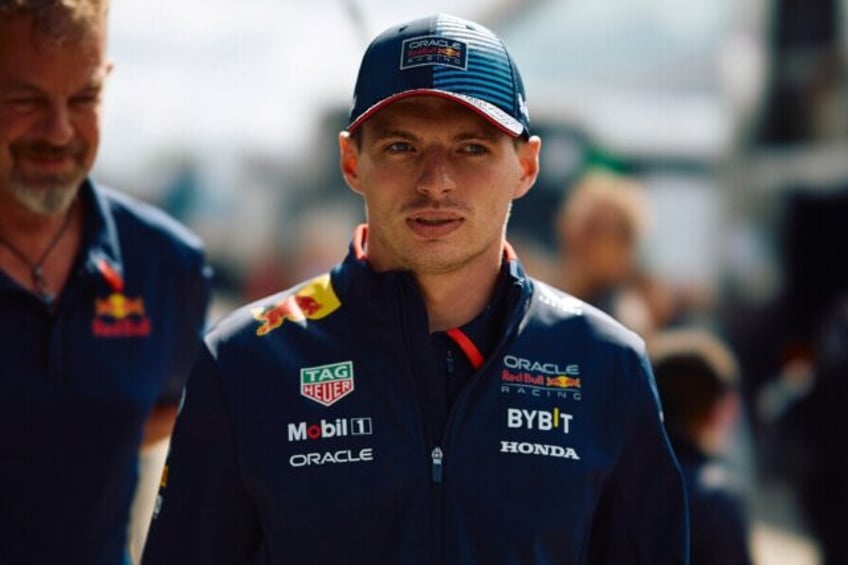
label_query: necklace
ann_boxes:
[0,202,76,304]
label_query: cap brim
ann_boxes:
[347,89,524,137]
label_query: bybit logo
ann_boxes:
[507,408,573,434]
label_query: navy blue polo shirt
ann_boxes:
[0,179,211,564]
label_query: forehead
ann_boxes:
[0,14,108,91]
[361,95,508,139]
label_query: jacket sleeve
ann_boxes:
[142,344,260,564]
[588,350,689,564]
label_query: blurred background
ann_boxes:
[98,1,848,563]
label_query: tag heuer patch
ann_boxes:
[300,361,355,407]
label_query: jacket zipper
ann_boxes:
[431,446,444,484]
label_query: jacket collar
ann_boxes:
[331,224,531,330]
[79,179,126,292]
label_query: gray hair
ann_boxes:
[0,0,109,44]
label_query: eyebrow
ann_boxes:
[368,127,503,145]
[454,130,503,143]
[0,80,42,93]
[0,77,105,95]
[370,128,417,142]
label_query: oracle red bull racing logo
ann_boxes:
[92,292,152,338]
[500,355,582,400]
[300,361,355,407]
[401,36,468,70]
[253,274,341,336]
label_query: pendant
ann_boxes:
[32,266,54,304]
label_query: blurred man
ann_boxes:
[556,168,671,335]
[0,1,210,563]
[651,329,753,565]
[143,14,687,564]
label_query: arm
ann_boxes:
[141,404,179,446]
[141,345,260,564]
[130,249,213,562]
[588,352,689,564]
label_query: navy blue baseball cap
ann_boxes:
[347,14,530,137]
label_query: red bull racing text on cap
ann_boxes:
[347,13,530,137]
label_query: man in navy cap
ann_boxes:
[143,14,687,564]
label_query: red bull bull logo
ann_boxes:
[92,292,151,338]
[95,293,146,319]
[253,274,341,336]
[546,376,581,389]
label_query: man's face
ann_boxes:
[563,201,637,287]
[0,14,110,216]
[340,96,540,276]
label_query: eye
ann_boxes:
[71,91,100,107]
[460,142,489,155]
[3,97,41,111]
[385,141,414,153]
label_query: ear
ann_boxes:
[513,135,541,200]
[339,131,363,195]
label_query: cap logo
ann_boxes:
[400,35,467,70]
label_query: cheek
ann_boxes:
[0,113,29,145]
[77,112,101,143]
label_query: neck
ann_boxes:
[415,260,501,333]
[0,194,84,301]
[0,193,74,255]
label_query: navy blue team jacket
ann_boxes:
[144,230,688,564]
[0,180,211,564]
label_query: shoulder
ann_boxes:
[528,278,646,355]
[523,278,655,413]
[206,273,341,355]
[689,462,751,551]
[95,183,205,261]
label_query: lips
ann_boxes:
[407,211,464,238]
[21,153,73,166]
[13,141,85,165]
[412,217,457,225]
[18,154,77,176]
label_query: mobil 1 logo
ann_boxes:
[288,417,373,442]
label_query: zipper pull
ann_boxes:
[431,446,444,484]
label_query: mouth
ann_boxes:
[407,212,464,237]
[18,155,78,176]
[13,141,85,170]
[411,216,460,225]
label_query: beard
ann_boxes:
[7,139,89,216]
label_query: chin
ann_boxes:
[405,250,470,275]
[11,177,83,216]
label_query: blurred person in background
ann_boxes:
[0,1,210,563]
[794,296,848,565]
[651,329,753,565]
[143,13,687,564]
[556,168,675,336]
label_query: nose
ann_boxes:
[415,149,456,198]
[38,103,75,146]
